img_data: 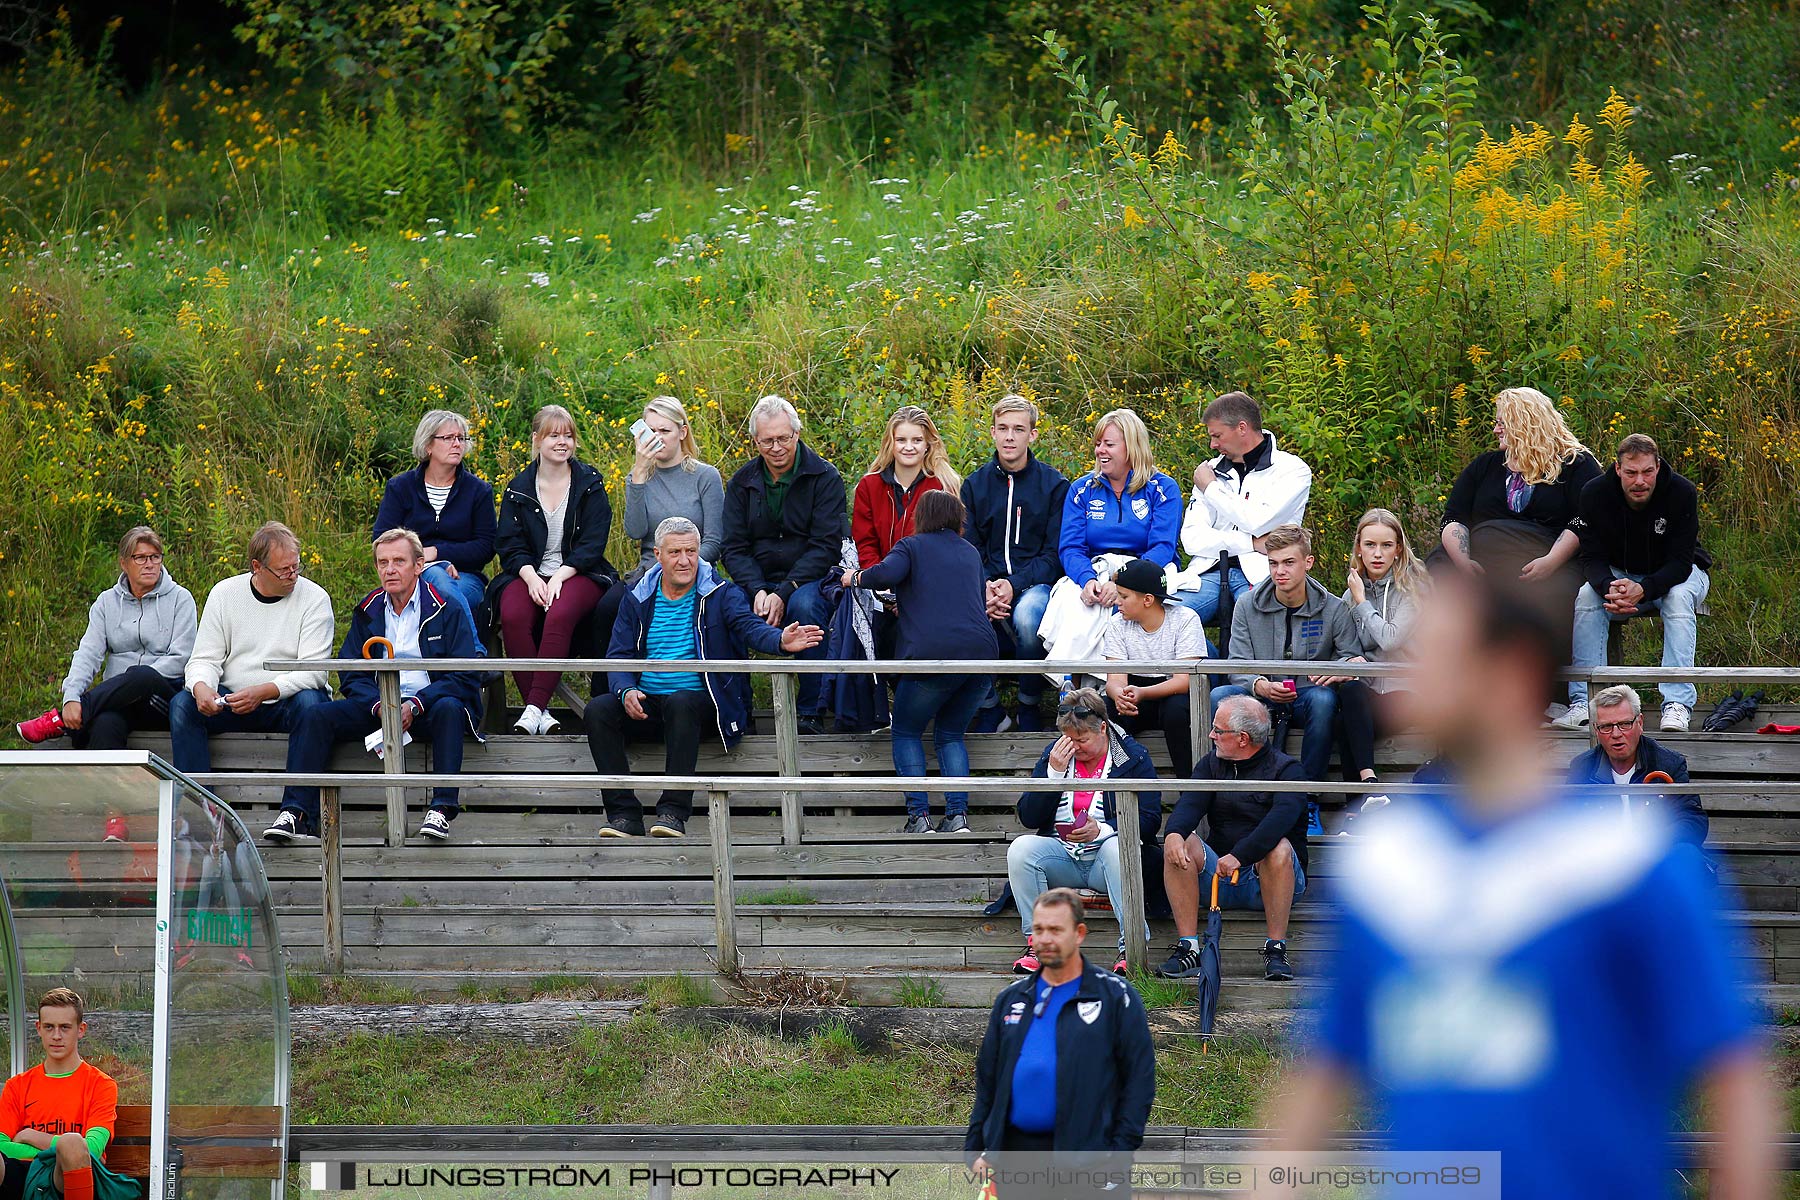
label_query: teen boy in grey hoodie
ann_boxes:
[1212,525,1364,785]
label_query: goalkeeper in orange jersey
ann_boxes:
[0,989,118,1200]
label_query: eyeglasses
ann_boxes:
[129,553,163,565]
[256,560,303,580]
[755,434,798,451]
[1209,726,1244,739]
[1595,718,1641,735]
[432,433,474,445]
[1056,699,1101,718]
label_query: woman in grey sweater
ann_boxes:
[1337,509,1430,794]
[621,396,725,582]
[589,395,727,652]
[17,526,197,758]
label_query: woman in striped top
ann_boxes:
[372,410,497,621]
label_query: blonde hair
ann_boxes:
[1494,387,1589,485]
[868,405,961,494]
[530,405,579,457]
[1351,508,1429,599]
[1093,409,1156,494]
[643,395,702,472]
[1263,524,1312,556]
[373,527,426,560]
[991,394,1039,426]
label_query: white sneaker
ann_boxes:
[1551,701,1590,730]
[1660,702,1692,732]
[513,704,542,734]
[535,707,560,735]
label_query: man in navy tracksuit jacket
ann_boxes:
[270,531,485,843]
[967,889,1155,1197]
[962,419,1070,723]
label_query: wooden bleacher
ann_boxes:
[11,695,1780,1010]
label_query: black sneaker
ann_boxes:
[935,813,969,834]
[649,813,687,838]
[1014,705,1045,733]
[598,816,646,839]
[797,715,826,736]
[1156,941,1203,978]
[262,811,300,844]
[899,815,933,834]
[1262,938,1294,981]
[419,810,452,842]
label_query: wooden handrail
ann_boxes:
[188,768,1774,980]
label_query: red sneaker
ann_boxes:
[1113,958,1129,973]
[1011,940,1039,974]
[103,815,128,843]
[15,708,65,744]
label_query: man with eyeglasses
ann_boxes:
[719,394,847,733]
[1157,693,1308,982]
[168,521,335,775]
[1564,684,1707,847]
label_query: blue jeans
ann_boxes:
[1006,833,1150,952]
[280,696,474,833]
[1211,682,1340,780]
[167,687,330,774]
[422,562,487,624]
[774,580,833,717]
[980,582,1053,709]
[1198,840,1306,911]
[1171,567,1251,624]
[890,674,989,817]
[1569,566,1709,709]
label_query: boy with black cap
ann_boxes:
[1101,558,1210,779]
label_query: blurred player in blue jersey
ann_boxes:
[1283,572,1777,1199]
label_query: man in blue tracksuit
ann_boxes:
[588,517,824,838]
[266,528,486,845]
[962,396,1070,731]
[1564,683,1707,847]
[967,888,1155,1199]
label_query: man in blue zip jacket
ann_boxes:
[1564,684,1707,847]
[967,888,1155,1199]
[962,395,1070,733]
[589,517,823,838]
[265,528,486,845]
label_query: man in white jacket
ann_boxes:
[168,521,335,774]
[1170,391,1312,629]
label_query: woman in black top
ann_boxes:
[846,490,998,835]
[491,404,616,733]
[1440,386,1601,573]
[1438,387,1600,670]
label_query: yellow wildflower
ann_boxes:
[1466,345,1492,365]
[1598,89,1634,136]
[1563,114,1594,154]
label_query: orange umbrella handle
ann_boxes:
[1208,868,1240,911]
[362,636,395,660]
[1642,770,1674,785]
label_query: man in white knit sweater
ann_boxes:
[168,521,335,774]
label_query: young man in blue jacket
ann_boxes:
[265,528,486,845]
[1564,684,1707,847]
[962,395,1070,732]
[590,517,823,838]
[967,888,1154,1198]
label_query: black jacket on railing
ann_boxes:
[488,459,617,607]
[719,442,847,601]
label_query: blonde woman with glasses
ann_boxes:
[373,409,496,620]
[1057,409,1183,608]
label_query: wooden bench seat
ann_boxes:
[106,1103,283,1179]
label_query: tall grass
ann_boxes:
[1,3,1798,727]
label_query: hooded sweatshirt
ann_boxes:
[1571,459,1712,604]
[62,571,199,703]
[1341,572,1422,694]
[1226,575,1361,692]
